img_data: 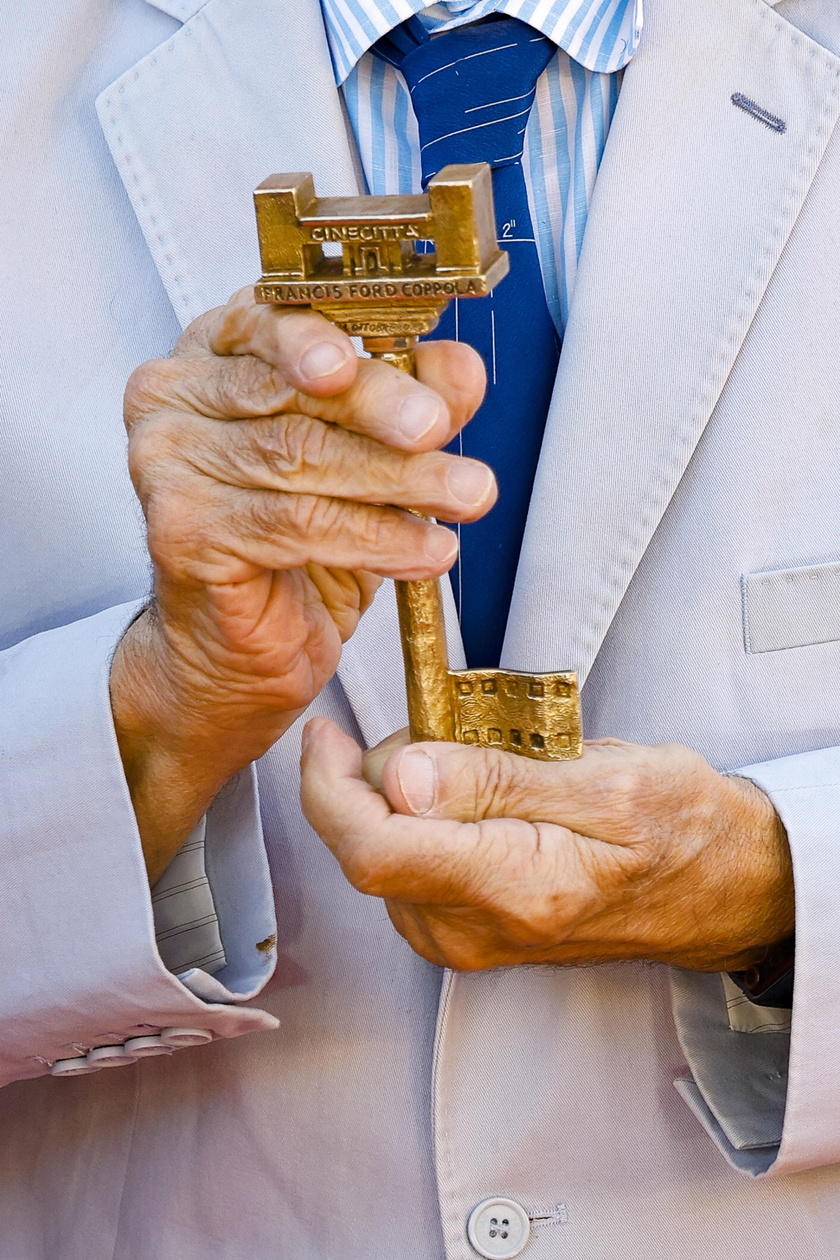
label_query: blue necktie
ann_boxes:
[376,17,560,668]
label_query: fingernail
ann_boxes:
[446,460,495,506]
[396,748,437,815]
[300,342,351,381]
[425,527,458,564]
[398,394,442,442]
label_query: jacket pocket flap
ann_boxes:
[743,559,840,654]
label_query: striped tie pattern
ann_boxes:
[328,0,641,331]
[376,17,560,667]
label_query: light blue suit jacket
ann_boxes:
[2,0,840,1254]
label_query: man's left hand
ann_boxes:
[301,720,794,973]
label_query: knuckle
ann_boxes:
[609,767,648,821]
[342,850,386,898]
[207,294,260,356]
[358,504,394,554]
[473,751,514,819]
[259,414,329,479]
[174,306,223,355]
[243,491,287,544]
[521,919,556,951]
[289,492,343,544]
[513,894,560,949]
[416,340,486,423]
[352,869,386,898]
[144,491,203,575]
[351,357,407,419]
[440,938,483,973]
[124,359,175,423]
[126,416,180,489]
[251,490,353,559]
[216,355,290,417]
[217,355,265,413]
[400,923,446,968]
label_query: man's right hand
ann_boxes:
[109,287,490,881]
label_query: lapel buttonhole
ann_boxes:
[731,92,787,134]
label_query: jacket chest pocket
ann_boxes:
[743,559,840,654]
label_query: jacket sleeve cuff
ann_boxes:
[0,603,278,1088]
[670,745,840,1176]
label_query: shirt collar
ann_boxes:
[322,0,644,85]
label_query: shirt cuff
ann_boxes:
[153,816,227,976]
[670,969,789,1176]
[671,744,840,1176]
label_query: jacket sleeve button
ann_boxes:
[160,1027,213,1048]
[123,1035,171,1058]
[50,1057,102,1077]
[86,1045,137,1068]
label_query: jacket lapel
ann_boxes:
[143,0,205,20]
[503,0,840,682]
[96,0,417,745]
[96,0,360,328]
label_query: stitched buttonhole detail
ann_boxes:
[731,92,787,134]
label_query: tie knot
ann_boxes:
[377,17,556,185]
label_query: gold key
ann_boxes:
[253,163,582,760]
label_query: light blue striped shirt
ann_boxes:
[321,0,643,333]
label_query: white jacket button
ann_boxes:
[87,1045,136,1068]
[160,1027,212,1048]
[123,1035,171,1058]
[467,1198,531,1259]
[50,1057,101,1077]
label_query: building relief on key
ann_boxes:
[254,163,509,333]
[254,164,582,760]
[452,670,581,759]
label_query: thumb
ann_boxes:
[381,737,660,832]
[381,739,568,823]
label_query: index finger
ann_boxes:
[178,287,359,398]
[173,287,486,452]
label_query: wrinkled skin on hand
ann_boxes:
[110,287,490,880]
[302,721,794,973]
